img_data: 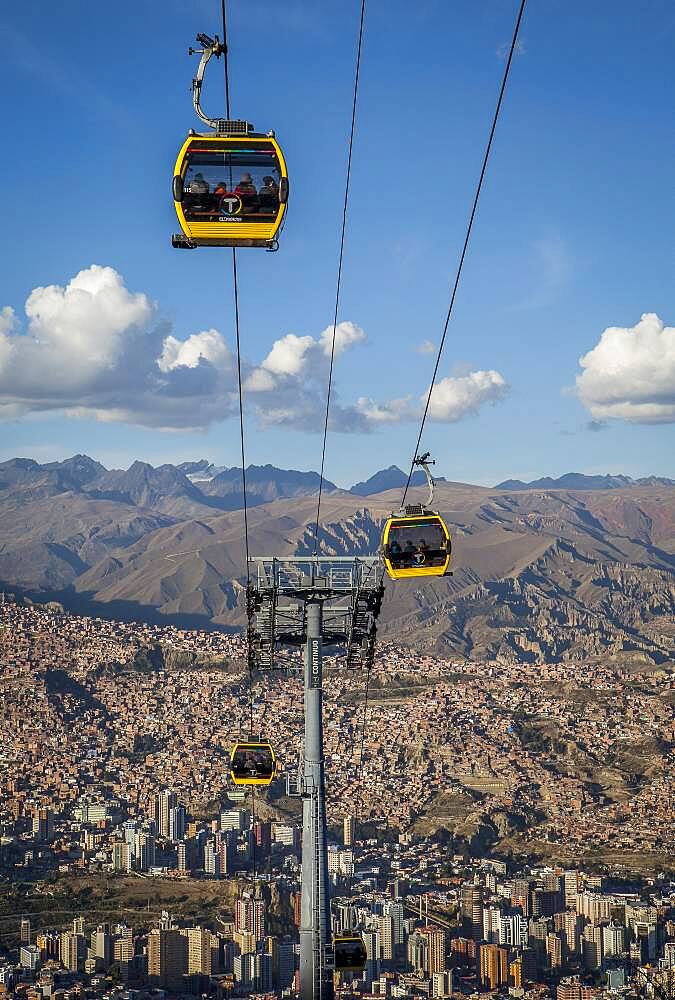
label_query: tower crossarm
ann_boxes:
[246,557,383,671]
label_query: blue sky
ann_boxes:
[0,0,673,487]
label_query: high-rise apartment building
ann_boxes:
[253,821,272,855]
[134,831,155,872]
[384,900,405,957]
[483,906,502,944]
[235,896,266,942]
[343,814,356,848]
[509,956,523,988]
[500,913,528,948]
[113,924,134,972]
[431,970,453,997]
[547,932,563,969]
[90,925,113,968]
[576,891,613,925]
[60,932,85,972]
[185,927,213,975]
[364,929,381,986]
[602,922,625,958]
[378,914,395,962]
[168,805,186,843]
[274,937,295,990]
[554,910,582,958]
[20,919,30,945]
[221,808,249,832]
[204,840,218,877]
[154,791,177,839]
[148,928,188,989]
[420,927,445,976]
[32,807,53,842]
[563,872,580,909]
[36,932,60,961]
[480,944,508,990]
[19,946,40,972]
[461,886,483,939]
[582,924,603,971]
[113,841,131,873]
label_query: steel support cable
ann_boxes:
[220,0,256,881]
[346,0,527,901]
[312,0,367,557]
[400,0,527,507]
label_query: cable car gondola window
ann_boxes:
[181,142,282,222]
[334,936,367,971]
[230,742,275,786]
[385,518,448,570]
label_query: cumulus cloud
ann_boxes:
[318,321,366,357]
[261,333,315,376]
[575,313,675,423]
[426,370,509,422]
[0,265,508,433]
[157,328,231,373]
[356,396,414,424]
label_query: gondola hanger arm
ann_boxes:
[414,452,436,509]
[189,32,226,129]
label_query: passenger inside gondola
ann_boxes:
[231,744,274,780]
[258,175,279,211]
[386,520,448,569]
[181,144,282,222]
[235,173,259,213]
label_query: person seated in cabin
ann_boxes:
[235,172,259,213]
[403,539,416,564]
[389,538,402,561]
[258,175,279,212]
[189,171,209,194]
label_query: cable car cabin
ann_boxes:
[172,132,288,249]
[229,742,276,786]
[333,936,367,972]
[382,511,451,581]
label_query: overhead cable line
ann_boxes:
[400,0,527,508]
[347,0,527,888]
[219,0,257,879]
[312,0,367,556]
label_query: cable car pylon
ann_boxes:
[247,556,383,1000]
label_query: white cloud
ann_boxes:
[356,396,414,423]
[157,328,231,373]
[0,306,17,336]
[575,313,675,423]
[319,321,366,358]
[0,265,508,434]
[426,370,508,422]
[25,265,152,367]
[244,368,276,392]
[415,339,436,355]
[261,333,315,376]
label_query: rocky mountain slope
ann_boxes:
[0,457,673,665]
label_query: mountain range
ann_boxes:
[0,455,673,665]
[496,472,675,491]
